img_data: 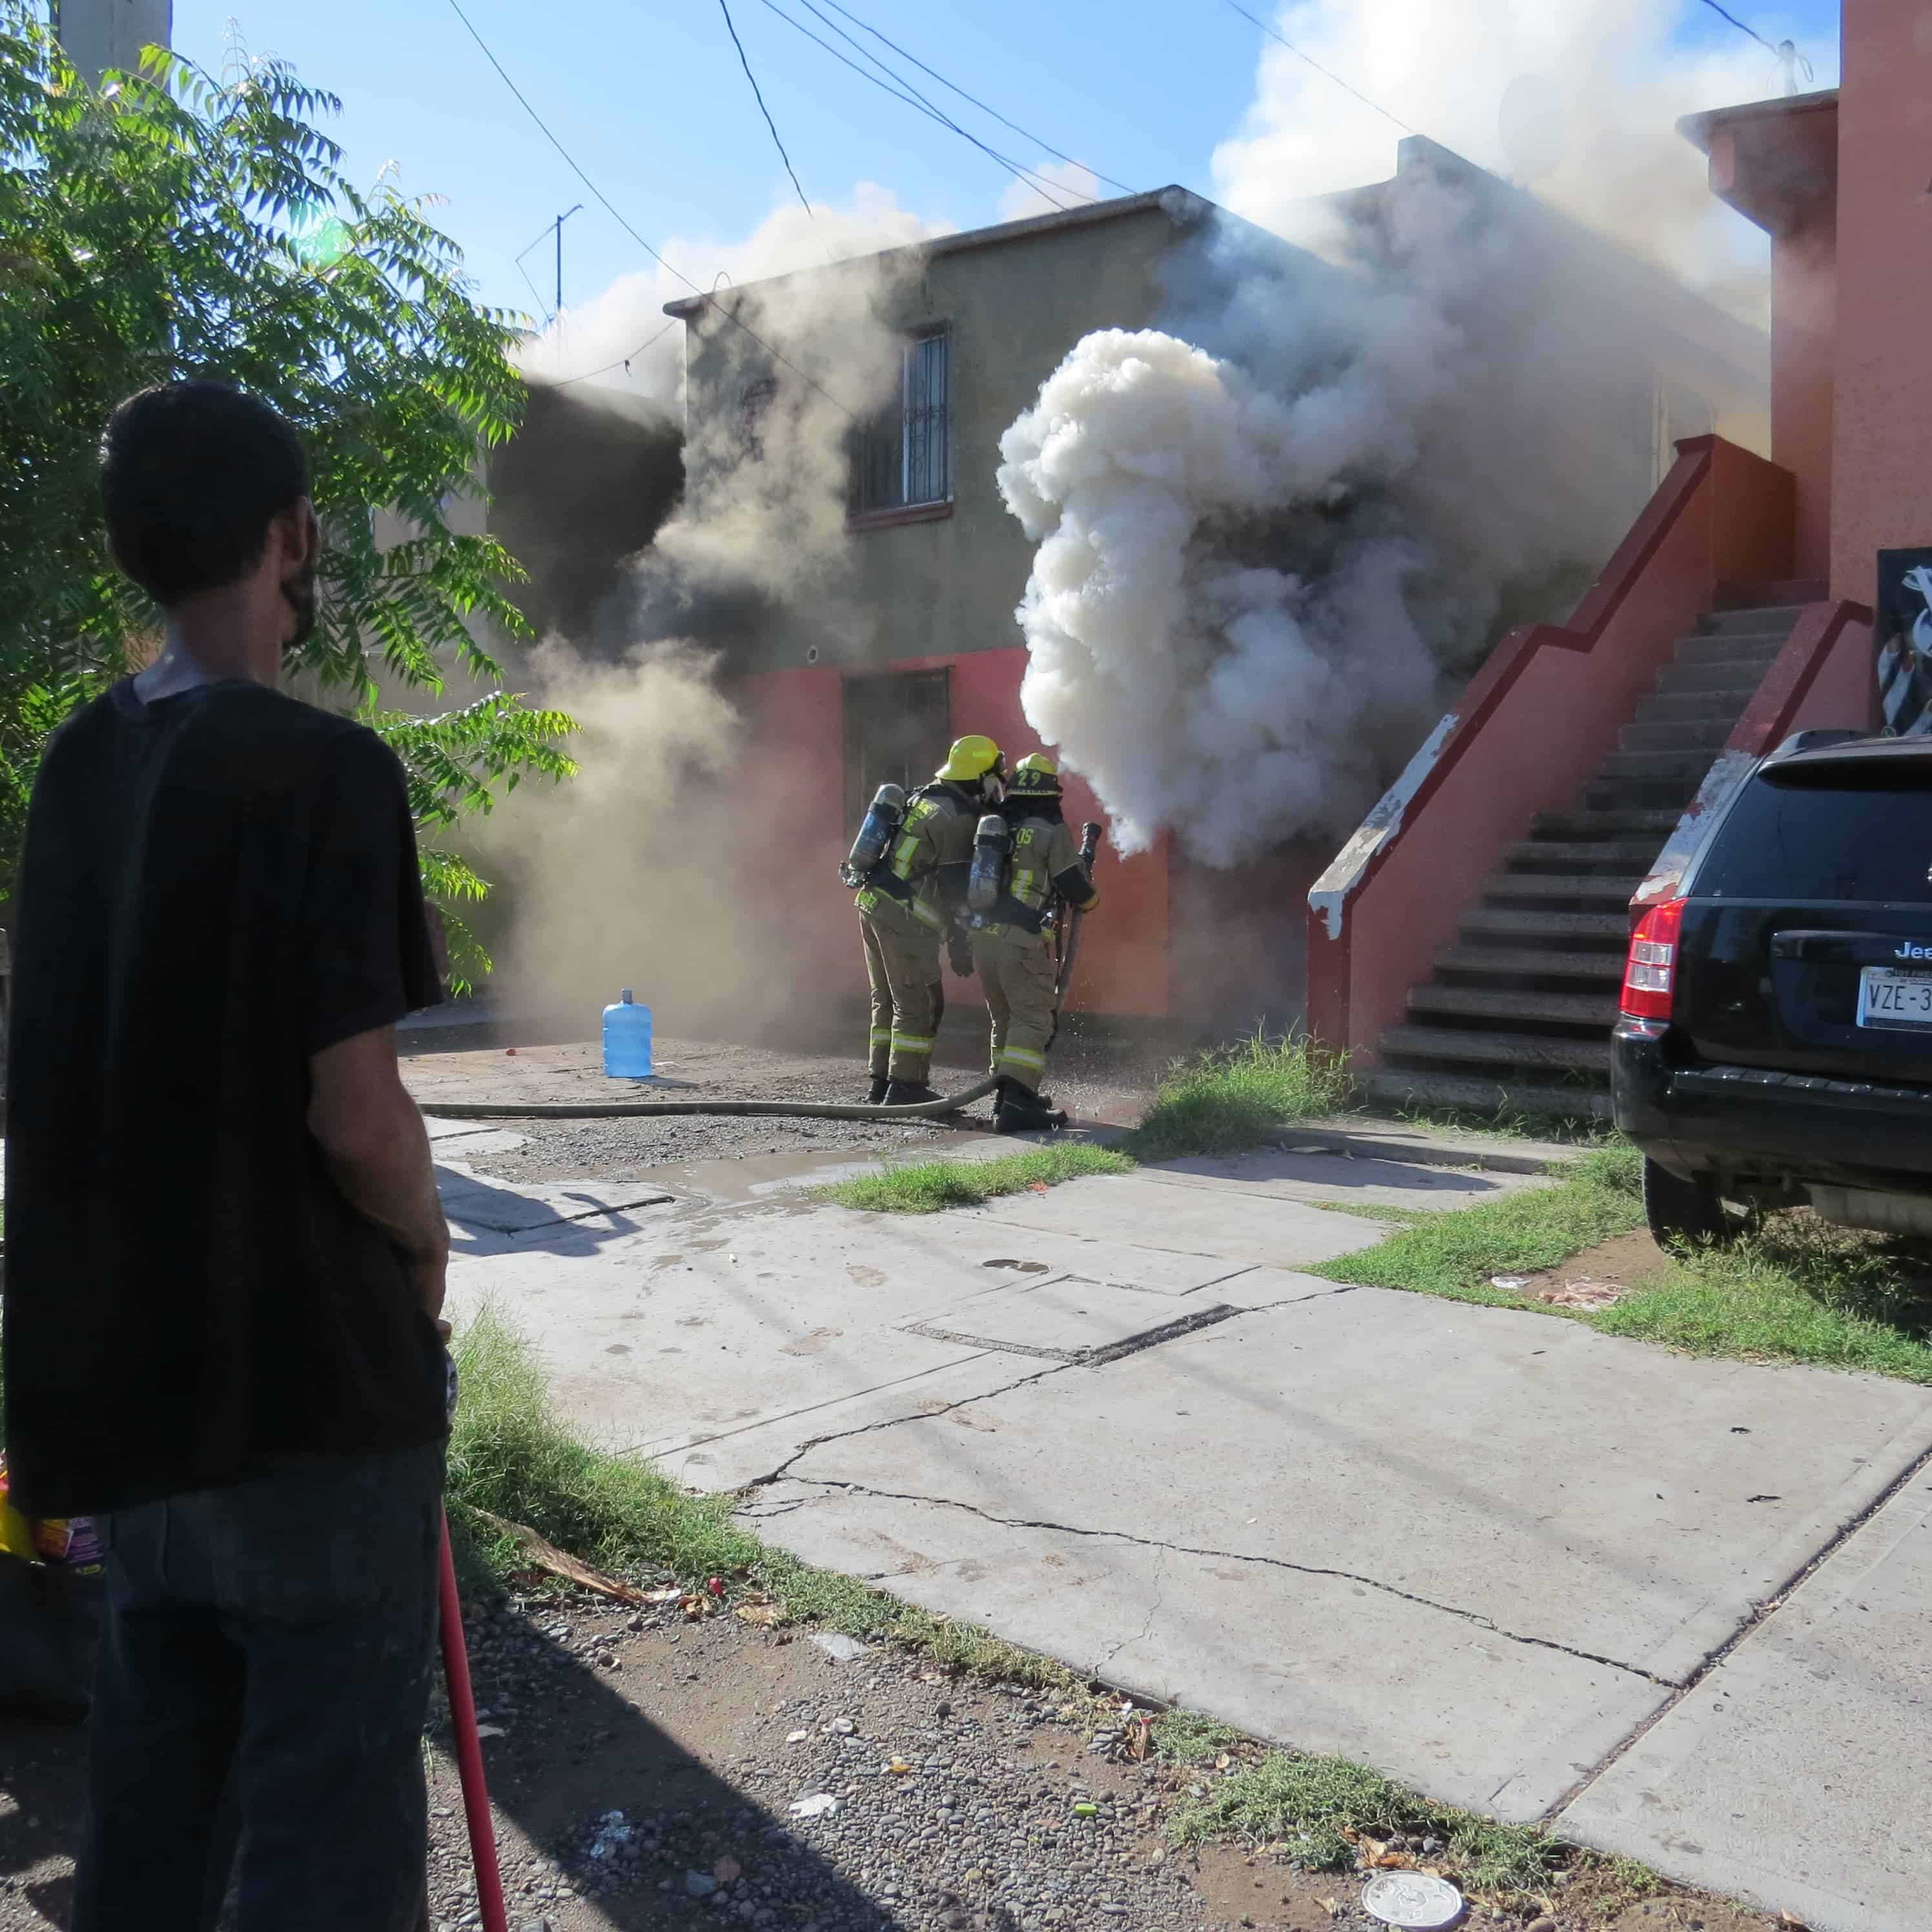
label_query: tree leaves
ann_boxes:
[0,4,573,921]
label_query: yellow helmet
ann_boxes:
[1007,752,1062,797]
[936,734,1004,783]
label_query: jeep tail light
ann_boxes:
[1621,896,1686,1023]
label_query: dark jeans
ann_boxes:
[72,1441,446,1932]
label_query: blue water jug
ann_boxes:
[602,988,653,1078]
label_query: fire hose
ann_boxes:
[420,1073,1000,1122]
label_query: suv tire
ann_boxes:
[1642,1157,1732,1248]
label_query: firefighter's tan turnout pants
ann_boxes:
[859,906,944,1085]
[971,924,1058,1094]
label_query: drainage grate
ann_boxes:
[903,1301,1240,1367]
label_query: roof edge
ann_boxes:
[1679,86,1840,155]
[663,185,1210,319]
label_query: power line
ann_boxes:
[1218,0,1418,138]
[443,0,854,417]
[788,0,1099,209]
[1692,0,1782,57]
[761,0,1076,208]
[750,0,1091,212]
[716,0,816,221]
[546,317,682,389]
[813,0,1136,198]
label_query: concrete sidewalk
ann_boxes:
[438,1125,1932,1932]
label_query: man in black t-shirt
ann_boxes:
[3,383,453,1931]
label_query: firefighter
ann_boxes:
[849,734,1004,1105]
[969,752,1098,1134]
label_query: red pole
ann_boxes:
[438,1514,509,1932]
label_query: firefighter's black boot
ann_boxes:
[883,1080,941,1108]
[994,1076,1058,1135]
[866,1076,891,1105]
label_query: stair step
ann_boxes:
[1357,1068,1614,1121]
[1505,839,1661,871]
[1655,661,1772,697]
[1597,750,1719,784]
[1532,808,1683,841]
[1484,872,1644,907]
[1378,1025,1615,1075]
[1584,783,1700,816]
[1461,907,1630,945]
[1676,632,1789,666]
[1698,604,1809,637]
[1408,984,1617,1028]
[1715,578,1827,610]
[1632,690,1752,726]
[1620,717,1732,754]
[1435,945,1628,985]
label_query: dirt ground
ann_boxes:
[1491,1231,1672,1311]
[0,1586,1780,1932]
[403,1032,1162,1181]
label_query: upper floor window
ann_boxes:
[738,376,778,462]
[850,327,951,518]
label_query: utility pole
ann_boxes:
[553,205,583,318]
[51,0,172,87]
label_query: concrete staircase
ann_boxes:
[1360,587,1822,1118]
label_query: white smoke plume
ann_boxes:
[477,190,954,1020]
[1211,0,1832,320]
[513,185,951,409]
[465,642,784,1028]
[998,0,1808,868]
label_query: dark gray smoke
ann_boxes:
[488,385,684,644]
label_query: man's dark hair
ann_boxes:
[99,383,310,608]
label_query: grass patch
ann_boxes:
[1170,1749,1555,1894]
[1310,1140,1932,1385]
[447,1308,1064,1685]
[1129,1033,1353,1161]
[1310,1144,1643,1304]
[1149,1709,1242,1765]
[828,1036,1359,1216]
[823,1142,1133,1214]
[1601,1216,1932,1384]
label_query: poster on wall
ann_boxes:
[1876,548,1932,735]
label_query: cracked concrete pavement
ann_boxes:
[435,1118,1932,1932]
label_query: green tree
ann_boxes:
[0,6,575,979]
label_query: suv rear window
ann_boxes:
[1695,763,1932,903]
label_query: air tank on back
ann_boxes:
[967,813,1011,914]
[842,782,907,885]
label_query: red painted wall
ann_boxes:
[724,648,1173,1021]
[1830,0,1932,603]
[1306,437,1796,1062]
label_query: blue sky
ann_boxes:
[163,0,1841,333]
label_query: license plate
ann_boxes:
[1857,966,1932,1029]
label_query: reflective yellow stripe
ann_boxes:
[869,1029,892,1045]
[998,1046,1047,1071]
[890,1032,932,1051]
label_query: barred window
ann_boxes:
[850,327,951,517]
[738,376,777,462]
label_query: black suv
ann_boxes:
[1612,732,1932,1246]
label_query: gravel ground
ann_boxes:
[0,1585,1778,1932]
[404,1033,1162,1182]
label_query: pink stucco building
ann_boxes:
[1308,0,1932,1115]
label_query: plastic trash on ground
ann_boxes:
[1361,1870,1466,1928]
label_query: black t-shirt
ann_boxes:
[2,679,447,1518]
